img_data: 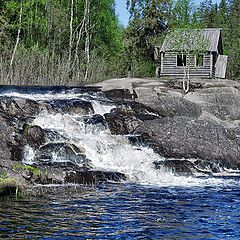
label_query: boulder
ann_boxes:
[194,159,240,173]
[136,87,202,118]
[25,125,46,148]
[83,114,107,133]
[154,160,197,176]
[104,108,139,135]
[184,87,240,120]
[34,142,90,168]
[0,97,46,120]
[0,116,23,162]
[134,116,240,163]
[45,99,94,115]
[65,170,126,184]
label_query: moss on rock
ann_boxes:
[0,178,17,196]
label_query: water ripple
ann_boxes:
[1,183,240,239]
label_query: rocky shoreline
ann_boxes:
[96,77,240,171]
[1,78,240,197]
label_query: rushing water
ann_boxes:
[1,87,240,239]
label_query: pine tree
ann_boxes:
[228,0,240,79]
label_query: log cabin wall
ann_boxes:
[160,52,212,78]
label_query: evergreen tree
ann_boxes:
[199,0,216,27]
[170,0,198,28]
[227,0,240,79]
[125,0,172,77]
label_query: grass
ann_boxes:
[13,163,41,176]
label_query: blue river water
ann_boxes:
[0,181,240,240]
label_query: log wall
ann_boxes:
[160,52,212,78]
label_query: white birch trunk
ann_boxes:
[9,0,23,82]
[68,0,74,67]
[84,0,90,81]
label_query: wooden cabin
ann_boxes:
[155,28,228,79]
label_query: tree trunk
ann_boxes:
[84,0,90,81]
[9,0,23,84]
[68,0,74,81]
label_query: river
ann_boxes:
[1,182,240,239]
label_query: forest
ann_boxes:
[0,0,239,85]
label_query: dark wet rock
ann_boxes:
[154,160,197,176]
[25,125,46,148]
[194,159,240,173]
[127,135,145,146]
[0,178,17,197]
[104,108,139,135]
[44,129,65,142]
[46,99,93,115]
[0,116,23,162]
[34,142,90,168]
[123,101,160,120]
[104,89,135,100]
[0,97,45,120]
[82,114,107,133]
[83,114,105,125]
[65,170,126,184]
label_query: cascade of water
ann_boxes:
[2,89,237,187]
[23,100,237,187]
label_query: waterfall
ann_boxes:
[2,88,238,187]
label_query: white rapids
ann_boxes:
[3,89,238,187]
[1,88,236,187]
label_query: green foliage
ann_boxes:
[197,0,240,79]
[13,163,41,176]
[0,170,8,179]
[170,0,200,28]
[0,0,239,81]
[125,0,240,80]
[127,0,170,44]
[0,0,124,84]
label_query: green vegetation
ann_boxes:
[0,177,17,196]
[126,0,240,80]
[0,0,239,84]
[0,0,124,85]
[13,163,41,176]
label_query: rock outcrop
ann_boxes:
[99,78,240,171]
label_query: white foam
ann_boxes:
[91,100,114,115]
[0,91,89,101]
[28,111,239,188]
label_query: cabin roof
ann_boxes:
[160,28,222,53]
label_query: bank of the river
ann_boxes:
[95,77,240,165]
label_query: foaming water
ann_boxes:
[1,89,239,188]
[1,88,240,239]
[28,111,238,188]
[1,90,88,101]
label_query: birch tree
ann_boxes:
[9,0,23,83]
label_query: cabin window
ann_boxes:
[196,54,204,66]
[177,54,186,66]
